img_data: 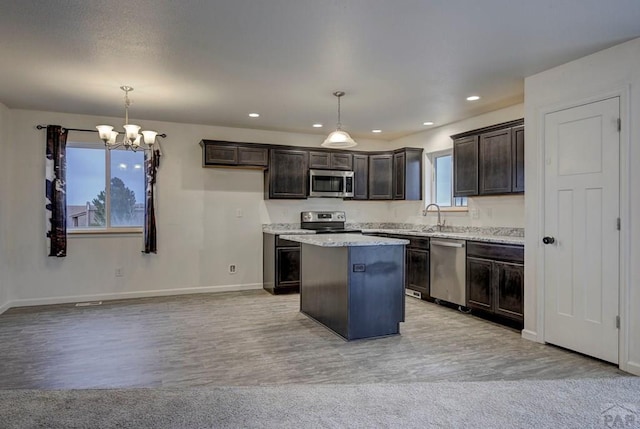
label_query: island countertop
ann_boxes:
[284,233,409,247]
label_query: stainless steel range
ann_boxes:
[300,211,361,234]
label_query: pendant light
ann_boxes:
[322,91,357,148]
[96,86,158,151]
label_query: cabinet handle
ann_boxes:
[542,236,555,245]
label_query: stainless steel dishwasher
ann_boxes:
[430,238,467,308]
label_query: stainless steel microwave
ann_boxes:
[309,169,354,198]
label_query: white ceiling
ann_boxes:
[0,1,639,140]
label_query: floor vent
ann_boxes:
[75,301,103,307]
[405,289,422,299]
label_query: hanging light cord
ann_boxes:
[336,94,342,130]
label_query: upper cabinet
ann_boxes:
[308,151,353,170]
[453,135,479,196]
[512,125,525,193]
[352,154,369,200]
[394,148,423,200]
[368,154,394,200]
[452,119,524,197]
[479,127,512,194]
[200,140,422,201]
[265,148,309,199]
[201,140,269,168]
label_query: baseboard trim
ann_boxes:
[0,300,11,315]
[623,361,640,376]
[6,283,264,309]
[521,329,541,343]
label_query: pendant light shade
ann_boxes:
[321,91,357,149]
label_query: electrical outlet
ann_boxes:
[229,264,237,274]
[470,209,480,220]
[115,268,123,277]
[236,208,243,218]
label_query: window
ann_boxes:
[66,142,145,231]
[427,150,467,209]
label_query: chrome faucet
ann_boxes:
[423,203,445,231]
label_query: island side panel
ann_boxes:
[300,244,349,339]
[348,245,405,340]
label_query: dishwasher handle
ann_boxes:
[430,240,465,248]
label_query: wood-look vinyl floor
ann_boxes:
[0,290,625,389]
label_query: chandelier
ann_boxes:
[321,91,357,149]
[96,86,158,151]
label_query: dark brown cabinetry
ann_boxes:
[402,236,430,298]
[263,234,300,294]
[368,154,394,200]
[393,148,423,200]
[466,241,524,323]
[265,149,308,199]
[453,136,479,196]
[512,125,525,193]
[200,140,422,201]
[309,151,353,170]
[201,140,269,167]
[352,154,369,200]
[452,119,524,197]
[479,127,512,194]
[365,233,430,299]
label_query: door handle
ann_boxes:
[542,236,555,245]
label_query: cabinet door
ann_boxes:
[407,248,429,296]
[308,151,331,169]
[393,151,406,200]
[512,125,525,193]
[331,153,353,170]
[276,247,300,287]
[493,261,524,321]
[368,154,393,199]
[453,136,479,196]
[353,154,369,200]
[466,257,493,311]
[238,146,268,167]
[204,144,238,165]
[268,149,308,199]
[479,128,512,195]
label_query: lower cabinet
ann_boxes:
[366,233,430,299]
[263,233,300,294]
[466,241,524,323]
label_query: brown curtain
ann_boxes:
[45,125,68,257]
[143,147,161,253]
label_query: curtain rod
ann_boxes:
[36,125,167,138]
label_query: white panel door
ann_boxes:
[543,97,620,364]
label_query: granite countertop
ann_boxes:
[262,228,315,235]
[283,233,410,247]
[360,229,525,245]
[263,223,524,246]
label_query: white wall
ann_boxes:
[4,109,393,307]
[524,37,640,375]
[389,104,525,228]
[0,102,10,313]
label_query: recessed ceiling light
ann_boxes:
[423,121,434,126]
[313,123,323,128]
[248,113,260,118]
[466,95,481,101]
[372,129,382,133]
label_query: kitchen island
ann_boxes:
[283,233,409,341]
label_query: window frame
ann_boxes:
[425,149,468,212]
[66,140,144,235]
